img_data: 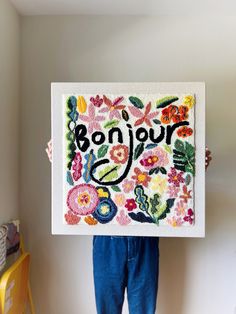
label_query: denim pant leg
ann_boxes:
[93,236,127,314]
[127,236,159,314]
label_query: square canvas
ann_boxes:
[52,83,205,237]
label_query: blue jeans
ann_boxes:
[93,236,159,314]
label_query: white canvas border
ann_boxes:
[51,82,205,237]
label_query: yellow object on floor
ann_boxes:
[0,236,35,314]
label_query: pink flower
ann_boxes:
[140,147,169,170]
[67,184,99,215]
[183,209,194,225]
[167,216,183,227]
[125,199,137,211]
[122,179,135,193]
[174,200,187,216]
[79,103,105,134]
[167,185,180,198]
[110,144,129,164]
[128,102,159,127]
[99,95,125,119]
[168,167,185,187]
[90,95,103,107]
[116,210,131,226]
[72,152,82,181]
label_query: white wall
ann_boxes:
[0,0,20,225]
[20,15,236,314]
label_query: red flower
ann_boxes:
[183,208,194,224]
[90,95,103,107]
[160,104,189,124]
[110,144,129,164]
[177,126,193,138]
[132,167,151,187]
[125,199,137,211]
[168,167,185,187]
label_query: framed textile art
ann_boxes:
[51,82,205,237]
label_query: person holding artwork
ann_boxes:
[46,139,212,314]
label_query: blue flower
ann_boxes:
[92,198,117,224]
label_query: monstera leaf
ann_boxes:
[173,139,195,176]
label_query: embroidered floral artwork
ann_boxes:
[63,94,195,227]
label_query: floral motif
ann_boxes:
[183,95,195,109]
[174,200,187,216]
[140,147,169,170]
[64,210,81,225]
[90,95,103,107]
[79,103,105,134]
[168,167,185,187]
[125,199,137,211]
[128,102,158,127]
[72,152,82,181]
[116,210,131,225]
[122,179,135,193]
[160,105,189,124]
[150,175,167,194]
[180,185,192,203]
[84,216,98,225]
[99,95,125,119]
[183,208,194,224]
[132,167,151,187]
[167,216,183,227]
[167,185,180,198]
[114,193,126,207]
[110,144,129,164]
[92,198,117,224]
[177,126,193,138]
[67,184,99,215]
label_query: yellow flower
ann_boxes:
[150,175,167,194]
[183,95,195,109]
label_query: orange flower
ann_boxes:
[132,167,151,187]
[177,126,193,138]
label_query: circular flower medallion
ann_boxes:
[67,184,99,215]
[92,198,118,224]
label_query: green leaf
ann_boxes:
[104,119,119,129]
[156,96,179,108]
[163,144,172,154]
[153,119,161,125]
[134,185,149,212]
[129,96,144,109]
[111,185,121,192]
[149,194,161,215]
[97,144,109,158]
[173,139,195,176]
[134,143,144,160]
[98,165,120,181]
[122,110,129,121]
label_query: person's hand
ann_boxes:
[45,139,52,163]
[205,147,212,170]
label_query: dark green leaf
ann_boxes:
[111,185,121,192]
[128,212,153,223]
[134,143,144,160]
[149,167,160,175]
[121,110,129,121]
[160,167,167,174]
[129,96,144,109]
[153,119,161,124]
[145,143,158,149]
